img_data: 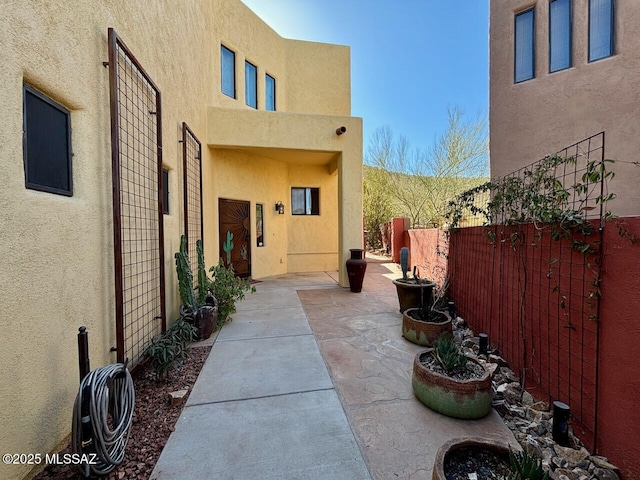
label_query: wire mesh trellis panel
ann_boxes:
[108,28,166,367]
[182,122,203,281]
[448,132,607,450]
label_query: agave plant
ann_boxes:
[506,449,550,480]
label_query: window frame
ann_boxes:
[514,8,536,83]
[265,73,276,111]
[256,203,264,247]
[588,0,615,62]
[549,0,572,73]
[245,60,257,109]
[291,187,320,216]
[162,168,169,214]
[221,45,236,98]
[23,85,73,196]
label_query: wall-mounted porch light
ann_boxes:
[275,201,285,214]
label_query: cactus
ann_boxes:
[196,239,208,305]
[222,231,234,265]
[400,247,409,280]
[175,235,197,309]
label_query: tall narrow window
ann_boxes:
[265,74,276,111]
[589,0,614,62]
[256,204,264,247]
[162,168,169,214]
[514,8,535,83]
[291,187,320,215]
[221,45,236,98]
[550,0,572,72]
[245,61,257,108]
[23,85,73,196]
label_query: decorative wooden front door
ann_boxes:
[218,198,251,278]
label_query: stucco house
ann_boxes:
[490,1,640,477]
[0,1,362,479]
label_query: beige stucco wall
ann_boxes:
[490,0,640,216]
[0,1,362,479]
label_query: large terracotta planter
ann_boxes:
[412,350,492,419]
[432,437,514,480]
[402,308,452,346]
[346,248,367,293]
[392,278,435,313]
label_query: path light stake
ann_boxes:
[552,401,571,446]
[447,301,456,320]
[479,333,489,355]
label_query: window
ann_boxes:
[514,8,535,83]
[265,74,276,111]
[256,204,264,247]
[245,61,257,108]
[23,85,72,196]
[589,0,614,62]
[221,45,235,98]
[162,168,169,214]
[549,0,572,72]
[291,187,319,215]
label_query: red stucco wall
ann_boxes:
[405,218,640,479]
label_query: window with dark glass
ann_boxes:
[23,85,72,196]
[514,8,535,83]
[245,61,257,108]
[265,74,276,111]
[550,0,572,72]
[162,168,169,214]
[221,45,236,98]
[589,0,614,62]
[291,187,320,215]
[256,204,264,247]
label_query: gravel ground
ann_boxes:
[34,346,211,480]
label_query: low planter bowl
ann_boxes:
[412,349,492,419]
[402,308,452,346]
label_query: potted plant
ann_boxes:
[412,333,492,419]
[392,247,436,313]
[209,259,255,329]
[402,276,452,346]
[175,236,218,340]
[432,437,548,480]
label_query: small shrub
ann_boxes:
[507,449,550,480]
[433,333,467,374]
[209,260,255,328]
[143,318,197,379]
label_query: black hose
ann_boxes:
[71,363,135,476]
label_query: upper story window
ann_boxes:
[589,0,614,62]
[265,74,276,111]
[221,45,236,98]
[549,0,572,72]
[514,8,535,83]
[23,85,73,196]
[245,61,257,108]
[291,187,319,215]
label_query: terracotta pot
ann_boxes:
[392,278,435,313]
[431,437,515,480]
[346,248,367,293]
[412,350,492,419]
[402,308,452,346]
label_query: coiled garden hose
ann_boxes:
[71,363,135,477]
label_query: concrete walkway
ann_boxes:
[151,261,516,479]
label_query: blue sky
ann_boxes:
[241,0,489,158]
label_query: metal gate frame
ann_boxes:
[108,27,166,366]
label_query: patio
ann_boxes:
[150,258,516,479]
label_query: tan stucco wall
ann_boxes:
[490,0,640,216]
[0,1,362,479]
